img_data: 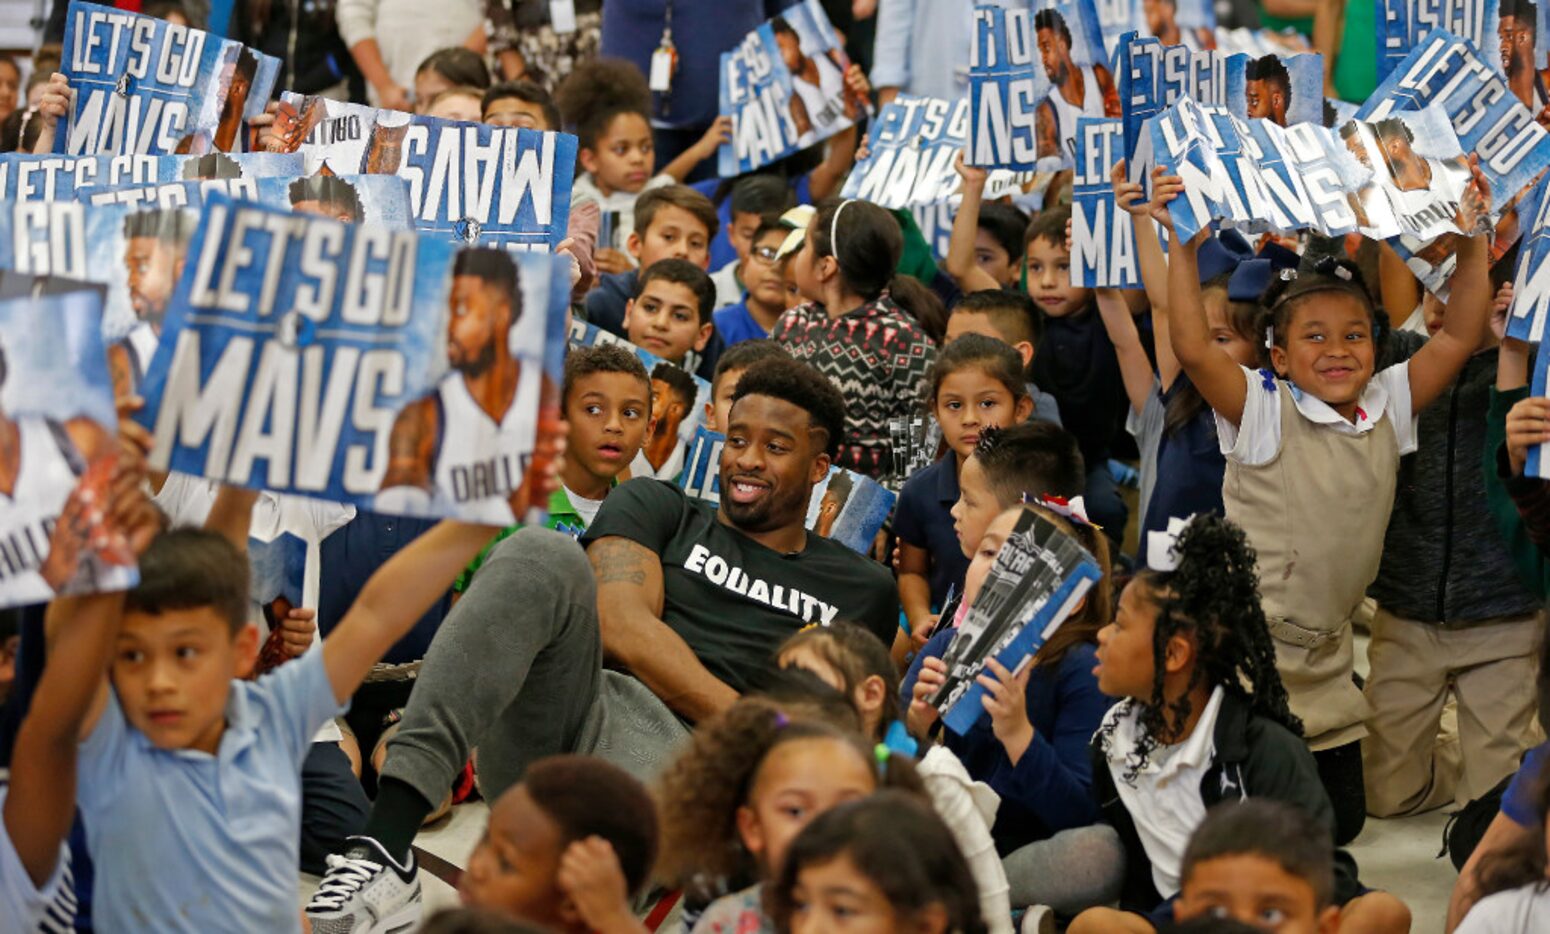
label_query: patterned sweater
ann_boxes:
[770,296,937,479]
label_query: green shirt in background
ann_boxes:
[1333,0,1377,103]
[1257,12,1313,36]
[453,487,594,593]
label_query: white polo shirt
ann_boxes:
[1102,685,1227,898]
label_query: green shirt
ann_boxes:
[1333,0,1377,103]
[453,486,595,593]
[1258,12,1313,37]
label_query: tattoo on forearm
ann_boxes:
[591,538,648,586]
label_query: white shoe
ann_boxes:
[305,836,422,934]
[1019,905,1055,934]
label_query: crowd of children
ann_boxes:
[9,1,1550,933]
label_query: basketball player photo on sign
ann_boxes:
[0,286,138,610]
[136,195,569,528]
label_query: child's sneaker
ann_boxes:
[305,835,422,933]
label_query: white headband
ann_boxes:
[830,199,855,264]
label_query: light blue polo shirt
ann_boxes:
[78,648,343,932]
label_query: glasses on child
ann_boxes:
[749,245,781,265]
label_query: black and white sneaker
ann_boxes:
[305,836,423,934]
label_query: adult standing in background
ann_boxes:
[337,0,484,111]
[485,0,604,91]
[239,0,367,103]
[601,0,795,183]
[871,0,1010,106]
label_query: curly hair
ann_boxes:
[1098,514,1299,784]
[555,57,652,150]
[767,792,988,934]
[654,698,923,892]
[731,358,847,459]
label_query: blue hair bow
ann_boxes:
[1196,229,1256,285]
[1227,244,1301,303]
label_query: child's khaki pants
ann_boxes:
[1361,606,1544,817]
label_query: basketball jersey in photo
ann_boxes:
[1050,66,1107,160]
[793,54,848,145]
[117,321,160,396]
[0,417,83,603]
[433,364,541,523]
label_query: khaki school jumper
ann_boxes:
[1223,381,1399,751]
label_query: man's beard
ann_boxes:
[721,479,804,534]
[452,342,496,377]
[133,294,167,334]
[1510,49,1531,79]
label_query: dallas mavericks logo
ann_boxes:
[275,310,317,349]
[115,74,134,98]
[454,216,484,245]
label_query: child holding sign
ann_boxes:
[73,439,560,931]
[904,499,1122,918]
[1157,158,1494,846]
[1022,205,1128,538]
[1105,162,1265,548]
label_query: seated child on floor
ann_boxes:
[1172,799,1340,933]
[894,335,1033,643]
[904,500,1120,918]
[457,344,654,592]
[1067,515,1410,934]
[457,755,658,934]
[656,697,926,934]
[768,791,989,934]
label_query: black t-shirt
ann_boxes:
[581,478,898,693]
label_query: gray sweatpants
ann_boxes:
[1001,824,1127,916]
[379,527,691,809]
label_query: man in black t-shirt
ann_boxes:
[582,359,897,719]
[306,359,898,931]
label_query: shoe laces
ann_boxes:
[307,853,384,911]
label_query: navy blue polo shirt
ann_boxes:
[893,457,971,609]
[317,512,453,665]
[1142,379,1227,544]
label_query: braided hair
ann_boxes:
[1099,514,1300,784]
